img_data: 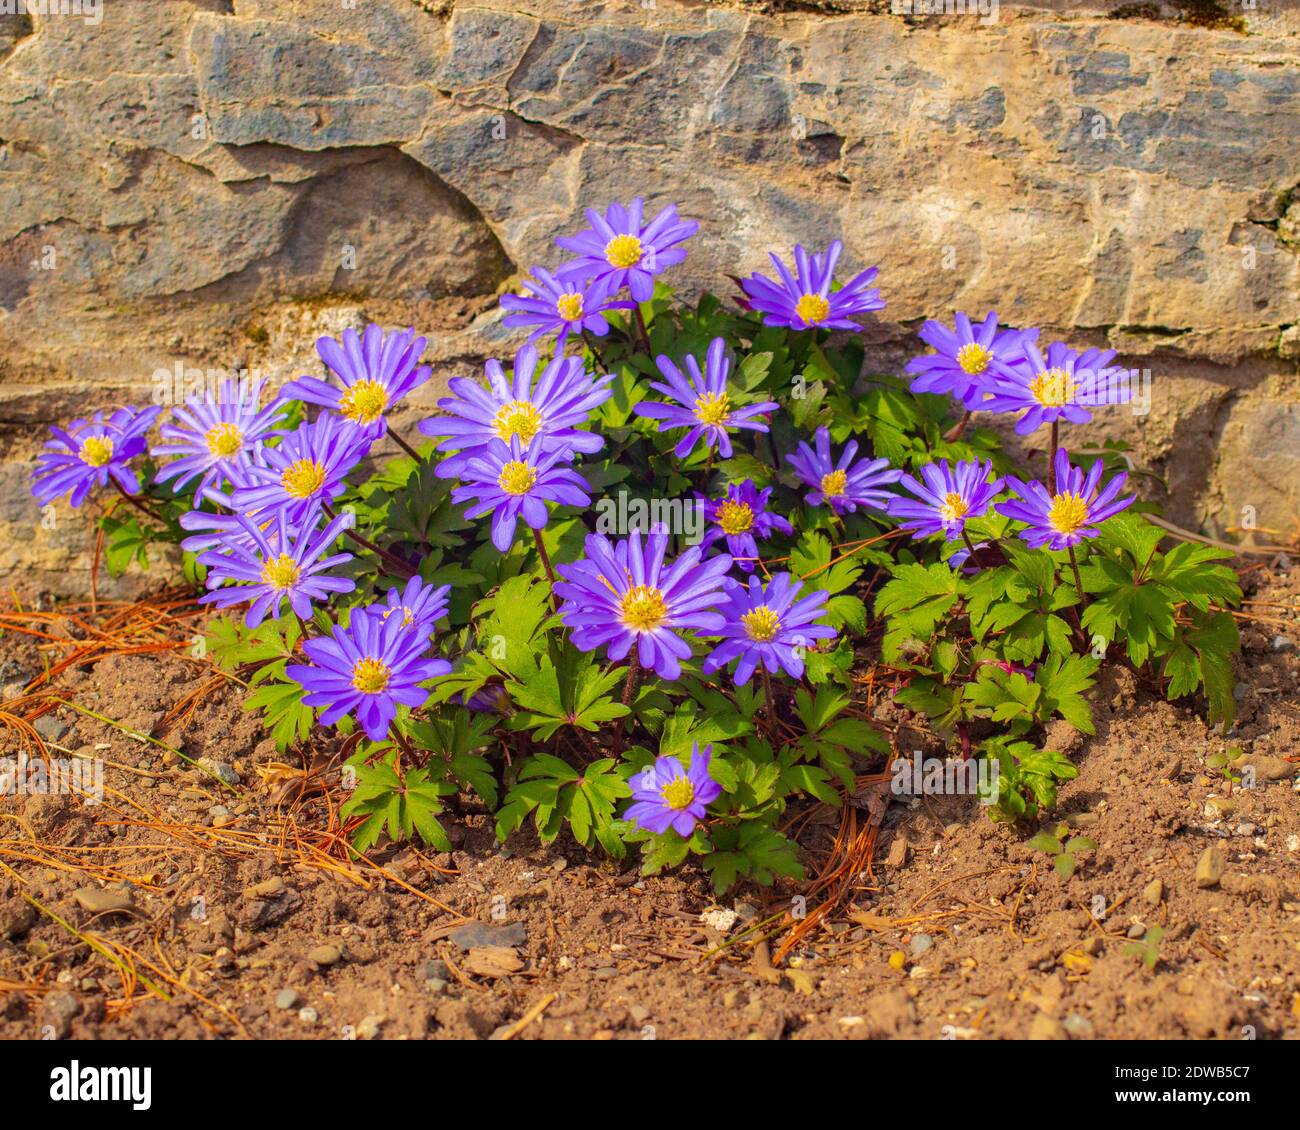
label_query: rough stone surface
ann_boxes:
[1,3,1297,590]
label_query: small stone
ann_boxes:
[199,758,240,786]
[38,991,80,1038]
[700,908,738,934]
[1271,634,1294,653]
[1126,923,1146,939]
[34,715,69,742]
[909,933,933,957]
[275,988,300,1011]
[722,989,744,1008]
[463,946,525,978]
[888,950,907,972]
[1230,753,1297,782]
[420,959,450,981]
[447,921,527,951]
[245,877,286,899]
[426,978,448,994]
[592,966,618,979]
[1204,797,1236,819]
[785,968,817,995]
[1195,846,1225,889]
[208,805,231,819]
[733,900,758,923]
[308,944,342,966]
[356,1014,385,1041]
[1143,879,1164,905]
[0,899,36,940]
[298,1007,318,1024]
[72,886,134,915]
[1027,1014,1068,1040]
[628,1004,650,1024]
[885,833,910,868]
[1063,1013,1095,1039]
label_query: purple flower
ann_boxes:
[739,241,884,331]
[888,459,1004,542]
[554,198,699,302]
[996,448,1135,551]
[702,573,837,686]
[152,378,286,501]
[904,311,1038,410]
[554,525,733,681]
[499,268,630,347]
[633,338,779,460]
[786,426,901,515]
[420,345,613,480]
[450,437,592,552]
[624,744,723,838]
[280,325,430,436]
[197,503,355,628]
[231,412,370,524]
[982,340,1133,435]
[286,607,451,742]
[697,480,792,572]
[31,405,161,508]
[369,575,451,633]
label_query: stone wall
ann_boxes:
[0,1,1297,593]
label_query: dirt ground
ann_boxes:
[1,561,1297,1041]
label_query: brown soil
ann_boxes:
[1,565,1298,1041]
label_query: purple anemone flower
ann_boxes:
[450,436,592,552]
[231,412,371,524]
[702,573,837,686]
[888,459,1004,542]
[286,607,451,742]
[369,575,451,633]
[739,241,884,331]
[499,268,629,347]
[786,426,901,515]
[280,325,430,436]
[152,378,285,501]
[31,405,161,509]
[554,198,699,302]
[982,340,1133,435]
[996,448,1135,551]
[197,502,355,628]
[420,345,613,480]
[904,311,1038,410]
[697,480,792,572]
[633,338,779,460]
[624,744,723,838]
[554,525,732,681]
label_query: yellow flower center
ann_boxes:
[281,458,327,499]
[820,469,848,498]
[956,342,992,376]
[1047,491,1090,535]
[205,421,244,458]
[555,292,584,321]
[1028,367,1076,408]
[497,459,538,496]
[79,435,114,467]
[383,605,417,628]
[716,499,754,535]
[351,657,391,695]
[741,605,782,642]
[619,584,668,632]
[660,777,695,810]
[338,379,389,425]
[693,391,731,427]
[794,293,831,325]
[259,553,300,590]
[938,491,970,523]
[492,399,544,446]
[604,233,643,269]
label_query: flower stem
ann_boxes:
[761,667,780,740]
[324,504,415,578]
[632,304,653,355]
[942,409,971,443]
[612,653,640,757]
[961,529,985,571]
[390,429,422,462]
[110,479,164,523]
[581,329,609,374]
[1067,543,1090,650]
[1048,420,1059,494]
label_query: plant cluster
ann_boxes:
[31,198,1242,889]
